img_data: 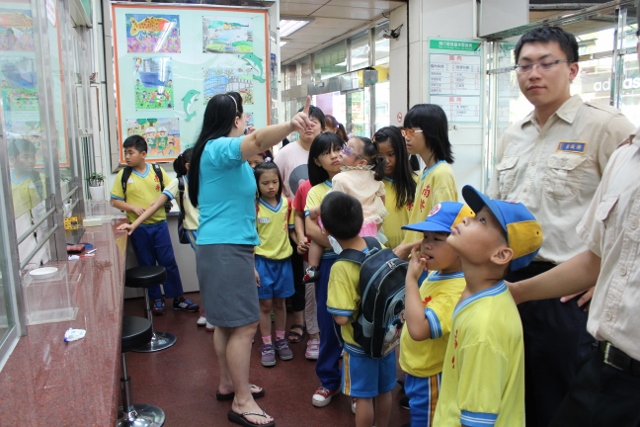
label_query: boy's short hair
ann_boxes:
[123,135,148,153]
[462,185,543,272]
[514,26,579,64]
[402,201,474,234]
[320,192,363,240]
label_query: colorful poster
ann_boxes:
[202,18,252,53]
[126,118,181,159]
[0,10,35,52]
[133,57,173,109]
[244,112,254,134]
[126,14,180,53]
[203,64,254,105]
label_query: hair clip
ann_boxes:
[264,157,272,162]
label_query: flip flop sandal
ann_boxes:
[227,409,275,427]
[216,384,265,401]
[287,324,306,344]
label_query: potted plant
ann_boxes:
[87,172,105,201]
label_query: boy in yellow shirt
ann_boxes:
[324,192,395,427]
[433,186,543,427]
[400,202,473,427]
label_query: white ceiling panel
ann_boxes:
[279,3,322,15]
[311,6,387,20]
[327,0,399,8]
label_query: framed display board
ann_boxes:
[111,3,270,163]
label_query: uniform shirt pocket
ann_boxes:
[543,154,587,200]
[495,156,519,197]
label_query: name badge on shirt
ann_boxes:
[127,178,135,184]
[257,217,270,224]
[556,141,587,154]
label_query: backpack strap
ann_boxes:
[152,163,165,192]
[337,236,382,264]
[30,170,43,199]
[120,166,133,199]
[177,176,186,220]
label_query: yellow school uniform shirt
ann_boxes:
[304,180,332,214]
[403,162,458,245]
[382,176,417,249]
[255,197,294,260]
[163,176,199,230]
[10,170,45,218]
[433,281,525,427]
[326,258,362,348]
[110,163,171,225]
[400,270,465,377]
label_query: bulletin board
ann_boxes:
[111,3,270,164]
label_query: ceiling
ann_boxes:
[279,0,407,63]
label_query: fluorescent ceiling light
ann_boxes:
[280,18,313,38]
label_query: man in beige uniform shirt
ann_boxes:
[488,26,634,427]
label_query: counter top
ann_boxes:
[0,221,128,426]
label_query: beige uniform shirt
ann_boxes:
[577,128,640,360]
[488,95,634,264]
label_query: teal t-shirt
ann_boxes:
[196,136,259,245]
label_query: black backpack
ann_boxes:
[176,177,189,244]
[337,236,408,358]
[121,164,173,213]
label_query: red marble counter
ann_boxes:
[0,221,128,426]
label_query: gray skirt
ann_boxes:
[196,244,259,327]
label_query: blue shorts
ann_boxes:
[342,344,396,398]
[255,255,295,300]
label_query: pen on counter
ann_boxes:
[86,248,97,254]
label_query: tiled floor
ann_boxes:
[123,293,410,427]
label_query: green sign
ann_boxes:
[430,39,480,52]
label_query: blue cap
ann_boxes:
[461,185,543,272]
[402,202,474,234]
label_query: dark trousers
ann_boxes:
[288,238,306,313]
[507,262,595,427]
[550,347,640,427]
[315,256,342,391]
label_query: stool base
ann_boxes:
[132,331,176,353]
[117,403,165,427]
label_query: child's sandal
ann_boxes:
[287,324,306,343]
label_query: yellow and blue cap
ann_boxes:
[461,185,543,272]
[402,201,474,234]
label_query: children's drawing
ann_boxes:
[0,56,36,90]
[202,18,253,53]
[126,14,180,53]
[126,118,181,160]
[134,57,173,110]
[203,64,254,105]
[244,112,255,134]
[0,9,34,52]
[181,89,200,122]
[239,53,265,83]
[0,57,40,142]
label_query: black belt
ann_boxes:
[599,341,640,376]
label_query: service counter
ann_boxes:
[0,220,128,425]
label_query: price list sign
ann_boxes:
[429,39,482,123]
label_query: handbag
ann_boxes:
[177,177,190,244]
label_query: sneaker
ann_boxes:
[303,266,320,283]
[305,339,319,360]
[205,321,215,332]
[275,339,293,360]
[260,344,276,367]
[173,296,199,312]
[151,298,166,315]
[351,398,357,414]
[399,395,410,409]
[197,309,206,326]
[312,386,340,407]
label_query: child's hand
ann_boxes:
[132,206,146,216]
[297,236,310,255]
[407,245,427,281]
[117,223,135,235]
[254,268,261,287]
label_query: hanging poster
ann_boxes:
[0,9,35,52]
[112,3,270,164]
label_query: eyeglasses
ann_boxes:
[342,145,364,159]
[514,59,571,74]
[401,128,423,138]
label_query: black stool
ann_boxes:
[125,266,176,352]
[117,316,165,427]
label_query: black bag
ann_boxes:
[177,177,189,244]
[121,163,172,213]
[337,236,408,358]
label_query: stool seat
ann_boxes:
[126,266,167,289]
[122,316,152,352]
